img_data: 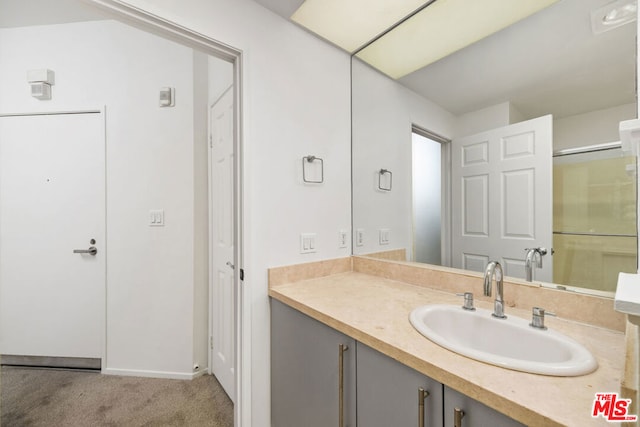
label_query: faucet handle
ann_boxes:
[529,306,556,330]
[456,292,476,311]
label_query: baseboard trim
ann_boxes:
[102,367,205,380]
[1,354,101,370]
[191,369,207,379]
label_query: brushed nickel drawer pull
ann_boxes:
[418,387,430,427]
[454,407,465,427]
[338,344,349,427]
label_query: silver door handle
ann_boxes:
[73,246,97,256]
[226,261,235,269]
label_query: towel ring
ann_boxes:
[378,168,392,191]
[302,155,324,184]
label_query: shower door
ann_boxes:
[0,112,105,364]
[553,147,637,292]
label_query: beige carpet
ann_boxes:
[1,366,233,426]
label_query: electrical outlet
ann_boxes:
[300,233,316,254]
[339,230,348,248]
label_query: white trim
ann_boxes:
[100,106,109,381]
[0,109,102,117]
[102,368,203,380]
[83,2,248,425]
[84,0,239,60]
[441,139,452,268]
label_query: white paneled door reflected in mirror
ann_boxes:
[351,0,638,296]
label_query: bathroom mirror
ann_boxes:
[351,0,638,296]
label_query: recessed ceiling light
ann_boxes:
[291,0,430,53]
[592,0,637,34]
[355,0,560,79]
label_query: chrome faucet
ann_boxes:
[524,248,547,282]
[483,261,506,319]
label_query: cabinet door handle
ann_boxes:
[454,407,465,427]
[418,388,430,427]
[339,344,349,427]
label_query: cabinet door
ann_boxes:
[444,386,526,427]
[357,343,443,427]
[271,300,356,427]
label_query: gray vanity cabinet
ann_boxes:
[271,300,526,427]
[271,300,357,427]
[356,342,443,427]
[444,386,526,427]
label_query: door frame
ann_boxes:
[411,124,452,267]
[83,2,247,425]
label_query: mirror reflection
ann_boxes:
[351,0,638,296]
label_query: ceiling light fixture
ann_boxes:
[355,0,560,79]
[291,0,430,53]
[592,0,637,35]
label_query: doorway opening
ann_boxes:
[411,126,450,265]
[87,4,246,420]
[0,1,246,425]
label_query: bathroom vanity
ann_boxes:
[269,256,629,426]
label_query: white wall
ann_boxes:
[208,56,233,105]
[454,102,510,138]
[554,103,636,151]
[92,0,352,424]
[0,20,206,378]
[453,101,525,138]
[352,59,455,258]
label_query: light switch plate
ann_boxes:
[159,87,175,107]
[300,233,316,254]
[356,229,364,247]
[379,228,390,245]
[149,209,165,226]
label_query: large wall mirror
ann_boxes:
[352,0,638,296]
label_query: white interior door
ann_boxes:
[209,87,235,401]
[451,115,553,281]
[0,112,105,360]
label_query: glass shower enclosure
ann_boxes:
[553,145,637,293]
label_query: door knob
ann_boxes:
[73,246,97,256]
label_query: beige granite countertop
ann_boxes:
[269,270,628,427]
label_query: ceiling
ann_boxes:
[1,0,635,119]
[255,0,636,119]
[0,0,107,28]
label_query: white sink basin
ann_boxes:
[409,304,597,376]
